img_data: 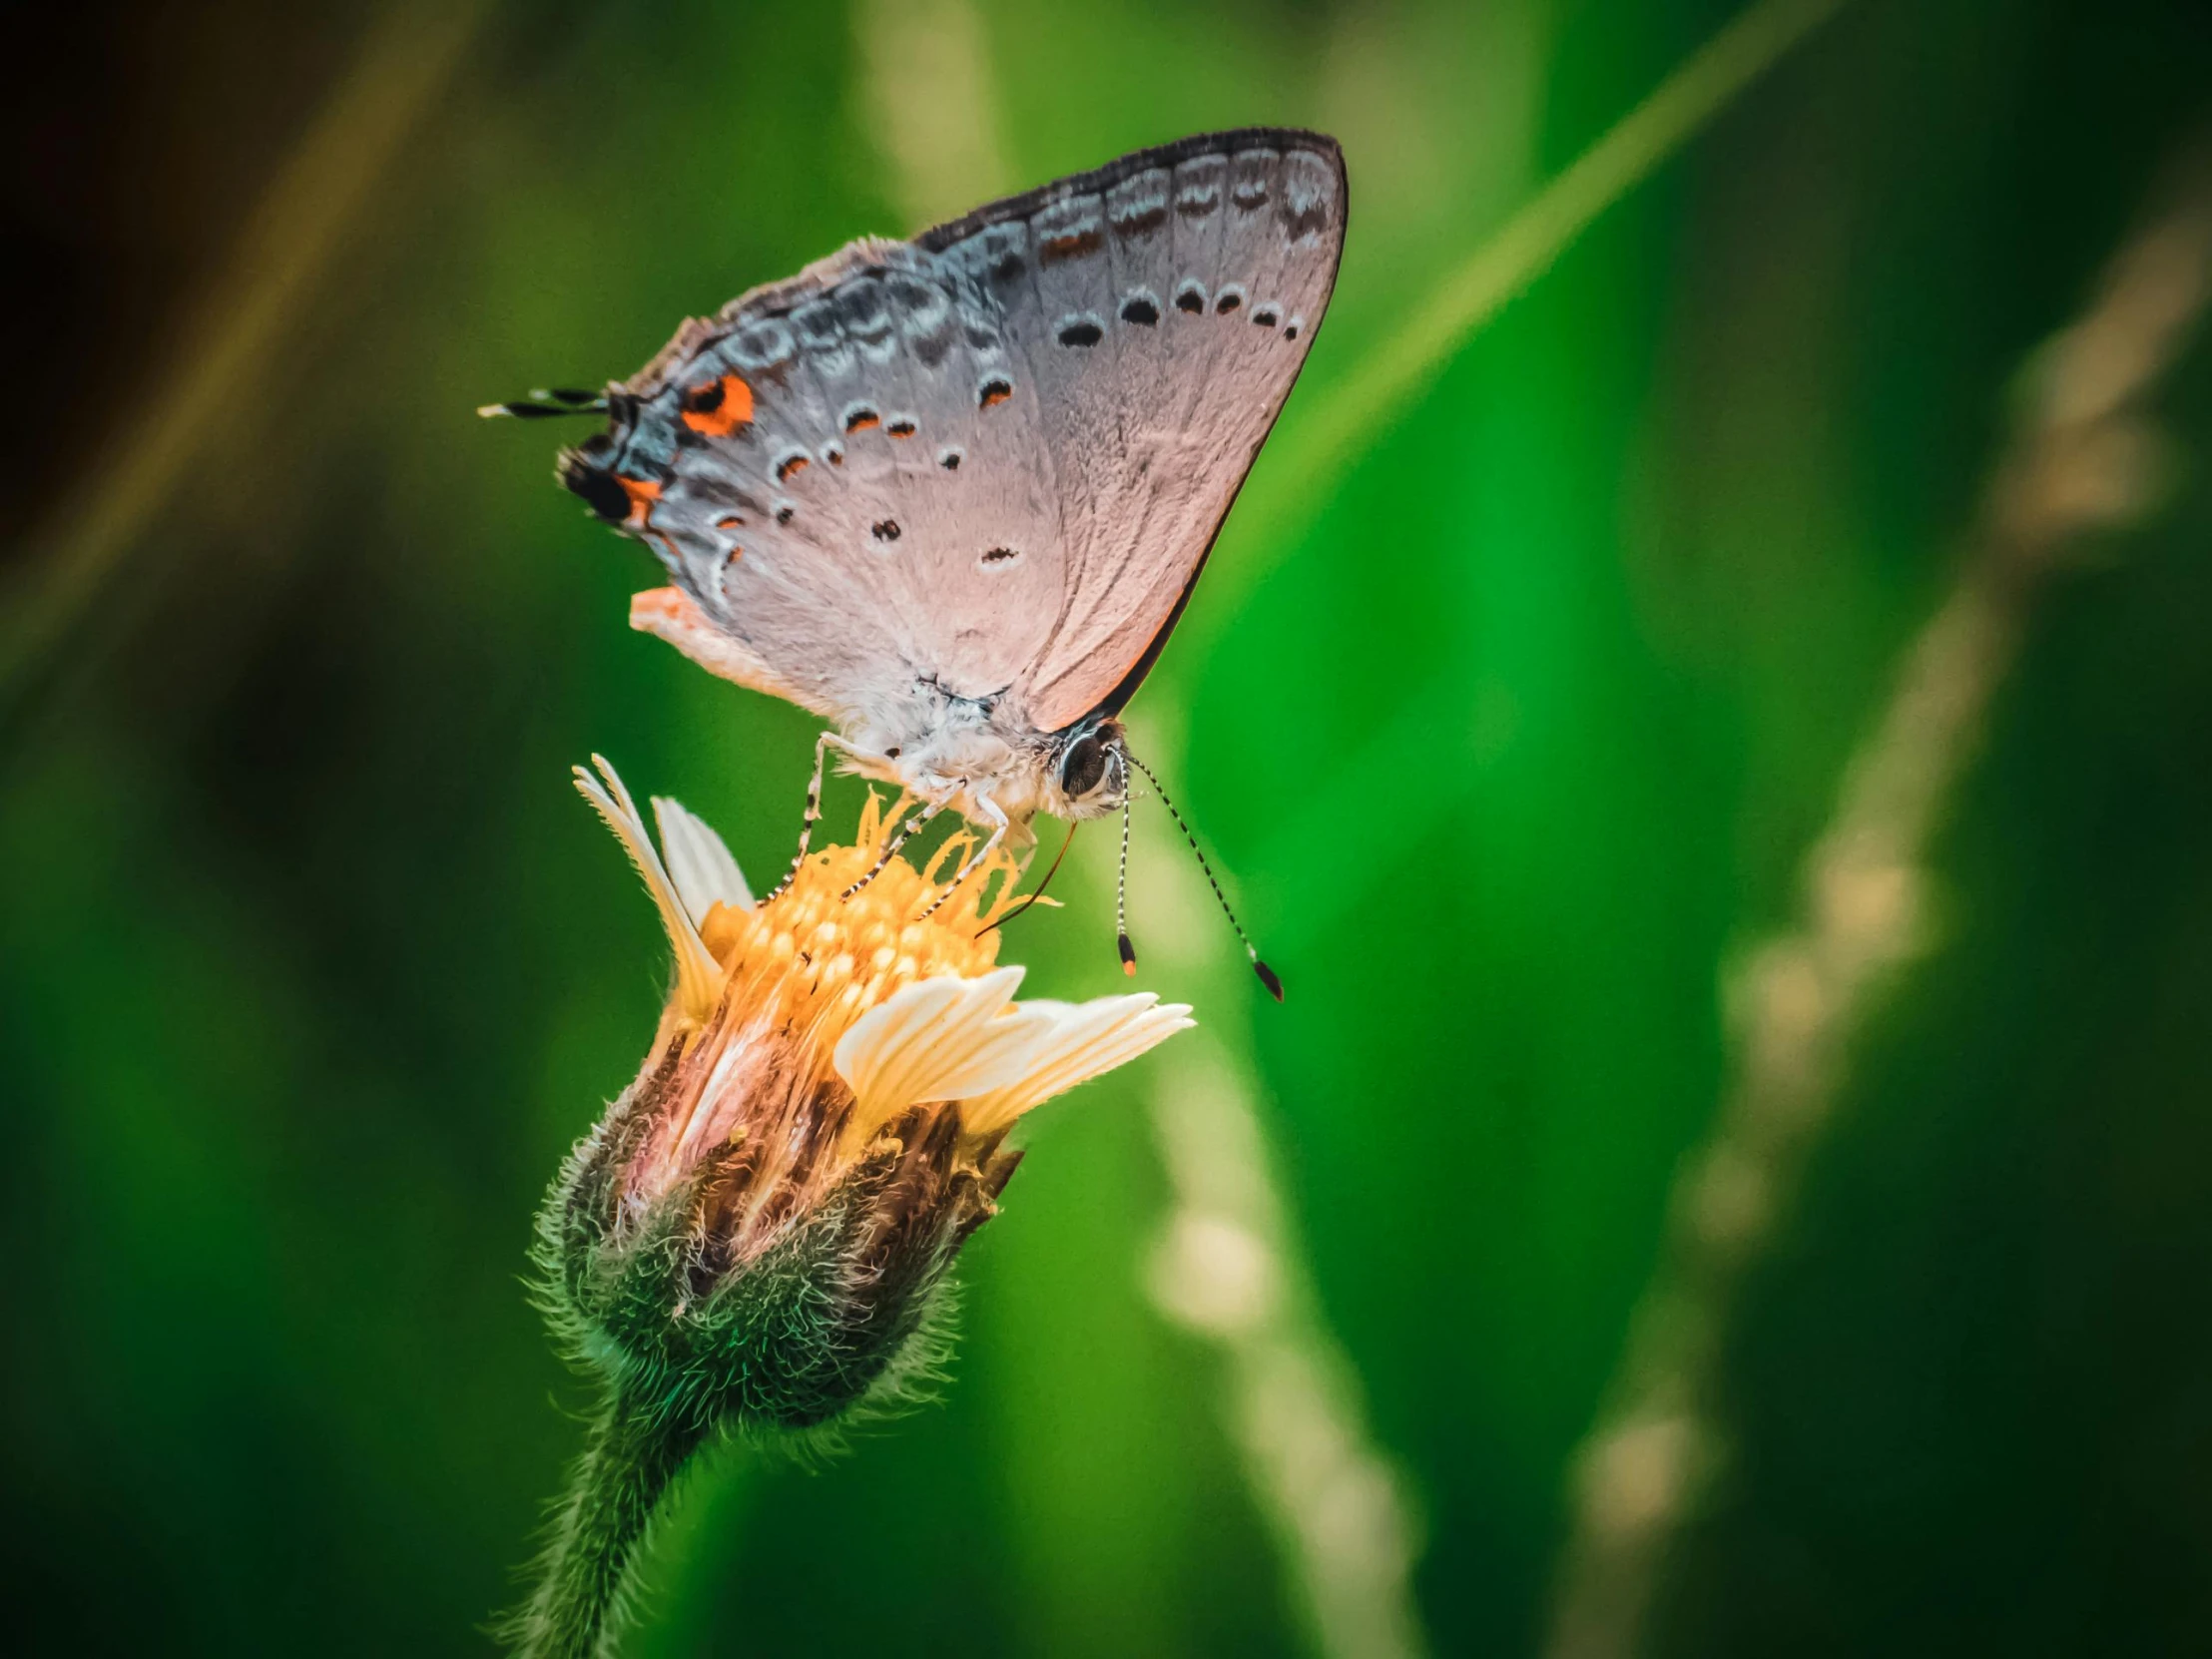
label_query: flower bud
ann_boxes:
[542,758,1191,1433]
[511,761,1192,1656]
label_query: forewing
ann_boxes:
[918,128,1347,734]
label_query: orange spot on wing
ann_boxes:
[617,476,662,524]
[680,373,756,437]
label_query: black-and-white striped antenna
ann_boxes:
[476,386,609,420]
[1123,753,1283,1002]
[1116,795,1137,974]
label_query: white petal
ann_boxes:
[574,756,724,1021]
[832,968,1059,1131]
[960,994,1196,1134]
[652,795,753,922]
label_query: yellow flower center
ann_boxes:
[692,794,1025,1047]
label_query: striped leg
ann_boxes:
[766,731,859,903]
[916,797,1010,921]
[840,800,946,900]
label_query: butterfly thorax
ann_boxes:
[841,690,1128,840]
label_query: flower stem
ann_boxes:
[512,1389,706,1659]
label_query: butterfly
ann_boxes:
[494,129,1345,985]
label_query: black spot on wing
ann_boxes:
[560,452,630,522]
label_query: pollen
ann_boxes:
[695,793,1018,1045]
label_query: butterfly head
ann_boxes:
[1043,718,1130,822]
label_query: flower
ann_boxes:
[511,758,1192,1654]
[544,755,1191,1434]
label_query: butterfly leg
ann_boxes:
[766,730,865,903]
[917,797,1011,921]
[839,799,946,900]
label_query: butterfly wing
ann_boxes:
[559,129,1343,739]
[560,236,1072,728]
[918,128,1347,734]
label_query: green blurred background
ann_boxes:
[5,1,2212,1653]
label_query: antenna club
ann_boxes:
[1118,932,1138,974]
[1254,959,1285,1002]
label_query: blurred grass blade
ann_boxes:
[1200,0,1849,638]
[1541,155,2212,1659]
[850,0,1012,230]
[0,0,491,727]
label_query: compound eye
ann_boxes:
[1059,734,1108,798]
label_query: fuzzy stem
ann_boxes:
[512,1390,706,1659]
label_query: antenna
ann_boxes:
[1123,753,1283,1002]
[1117,796,1137,974]
[476,387,609,419]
